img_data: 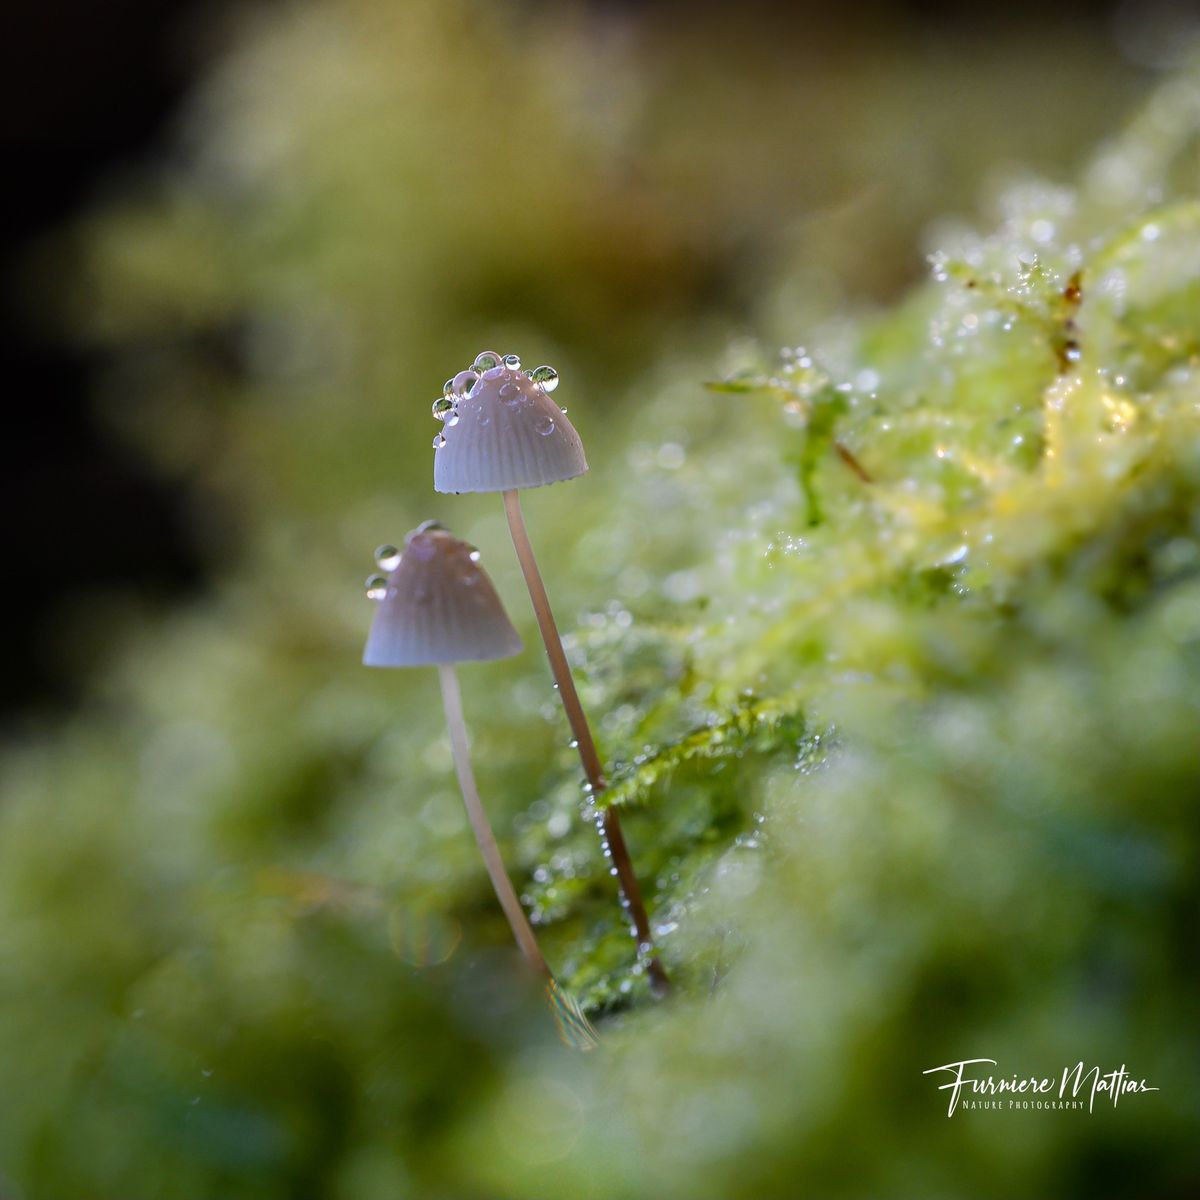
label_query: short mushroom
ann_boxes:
[362,522,548,979]
[432,352,668,994]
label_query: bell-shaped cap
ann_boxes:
[363,524,523,667]
[434,360,587,493]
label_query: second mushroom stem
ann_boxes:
[502,488,669,994]
[438,662,550,978]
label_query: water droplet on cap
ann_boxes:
[530,365,559,392]
[374,544,402,571]
[535,415,555,436]
[451,369,479,396]
[503,353,521,370]
[473,351,502,372]
[432,433,447,449]
[365,574,388,600]
[468,548,481,562]
[432,396,454,420]
[415,520,447,534]
[442,378,456,398]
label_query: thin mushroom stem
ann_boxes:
[502,488,669,994]
[438,663,549,978]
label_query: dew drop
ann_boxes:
[530,365,559,392]
[432,433,447,449]
[365,574,388,600]
[445,411,459,427]
[568,738,579,748]
[442,378,456,397]
[535,415,555,437]
[468,548,482,563]
[473,351,502,372]
[503,353,521,370]
[415,519,447,534]
[498,381,521,406]
[559,406,568,414]
[432,396,454,420]
[451,369,479,396]
[374,544,402,571]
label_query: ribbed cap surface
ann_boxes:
[363,526,523,667]
[433,361,587,493]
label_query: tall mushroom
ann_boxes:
[433,352,669,994]
[362,521,549,978]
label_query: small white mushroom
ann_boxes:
[363,524,522,667]
[362,523,546,978]
[431,355,668,994]
[433,358,587,495]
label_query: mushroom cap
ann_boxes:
[433,362,587,493]
[363,525,523,667]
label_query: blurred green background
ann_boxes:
[2,1,1199,1196]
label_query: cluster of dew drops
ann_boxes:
[430,351,563,449]
[579,785,656,970]
[363,520,481,600]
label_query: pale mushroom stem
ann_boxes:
[502,488,669,994]
[438,662,549,978]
